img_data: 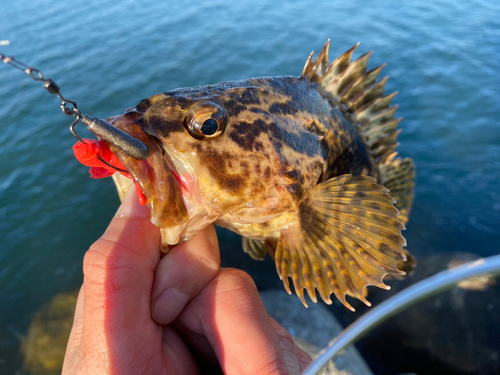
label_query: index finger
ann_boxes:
[79,186,161,368]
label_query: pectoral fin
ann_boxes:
[275,174,406,311]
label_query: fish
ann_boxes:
[77,41,415,310]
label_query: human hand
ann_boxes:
[62,186,312,374]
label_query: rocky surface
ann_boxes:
[330,252,500,375]
[21,291,77,375]
[261,289,374,375]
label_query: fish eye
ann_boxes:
[201,118,219,135]
[185,101,228,140]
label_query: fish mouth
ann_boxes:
[107,113,188,237]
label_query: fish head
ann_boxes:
[108,81,325,246]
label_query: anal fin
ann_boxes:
[275,175,406,311]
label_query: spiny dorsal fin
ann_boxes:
[301,41,401,163]
[302,42,415,225]
[275,175,406,310]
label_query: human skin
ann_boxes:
[62,187,312,374]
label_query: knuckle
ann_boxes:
[180,247,220,275]
[82,245,108,279]
[274,323,294,344]
[218,268,256,291]
[83,239,126,283]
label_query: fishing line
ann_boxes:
[0,51,150,163]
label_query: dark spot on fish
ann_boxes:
[197,146,248,194]
[255,163,261,174]
[148,116,185,137]
[259,119,322,158]
[240,161,250,174]
[289,183,306,203]
[325,141,372,179]
[224,175,246,192]
[267,77,288,92]
[271,136,283,153]
[252,180,265,191]
[193,142,202,154]
[264,166,271,180]
[238,90,260,105]
[166,95,191,108]
[230,120,267,151]
[269,102,298,115]
[250,107,270,116]
[224,99,246,116]
[355,191,366,198]
[285,169,300,181]
[267,77,316,106]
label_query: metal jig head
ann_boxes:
[0,52,150,161]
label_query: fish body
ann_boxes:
[101,42,415,310]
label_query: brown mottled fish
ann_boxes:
[105,41,415,311]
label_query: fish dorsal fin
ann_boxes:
[301,41,416,225]
[275,174,406,310]
[301,41,402,164]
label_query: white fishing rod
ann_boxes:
[303,254,500,375]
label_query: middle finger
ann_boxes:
[151,224,220,325]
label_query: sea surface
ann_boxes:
[0,0,499,374]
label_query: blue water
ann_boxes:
[0,0,499,373]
